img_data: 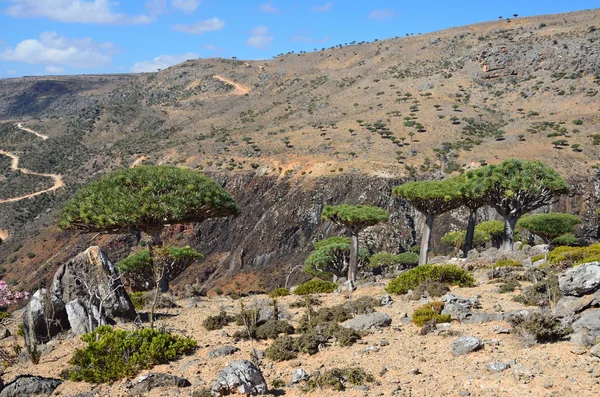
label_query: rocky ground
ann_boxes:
[1,260,599,397]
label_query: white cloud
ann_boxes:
[45,65,65,74]
[311,2,333,12]
[0,32,116,68]
[368,9,396,20]
[172,0,200,13]
[202,44,217,51]
[246,26,274,50]
[145,0,167,16]
[130,52,198,73]
[259,2,278,13]
[173,17,225,34]
[6,70,17,75]
[5,0,153,24]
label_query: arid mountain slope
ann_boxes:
[1,9,600,293]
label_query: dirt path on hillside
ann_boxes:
[15,123,49,140]
[0,124,64,204]
[213,75,251,95]
[0,229,8,241]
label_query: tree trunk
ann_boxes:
[146,230,170,292]
[419,214,434,265]
[347,230,359,291]
[463,209,477,257]
[502,216,518,251]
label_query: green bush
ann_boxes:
[552,234,579,247]
[0,312,11,321]
[412,302,451,326]
[269,288,289,298]
[63,326,196,383]
[507,312,571,343]
[441,230,488,252]
[385,264,475,295]
[251,319,295,340]
[498,280,521,293]
[475,220,505,247]
[494,259,522,268]
[264,336,298,361]
[303,367,374,392]
[129,292,145,311]
[203,311,235,331]
[517,213,581,244]
[411,279,450,299]
[513,274,561,306]
[304,237,369,280]
[368,252,418,268]
[294,280,338,295]
[547,244,600,266]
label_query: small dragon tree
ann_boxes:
[393,178,463,265]
[59,165,240,327]
[456,175,486,256]
[463,159,569,251]
[321,205,389,289]
[517,213,581,244]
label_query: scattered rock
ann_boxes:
[290,368,309,384]
[451,336,483,356]
[570,309,600,346]
[492,326,511,334]
[590,344,600,358]
[209,346,240,359]
[380,295,393,306]
[441,293,481,322]
[570,345,588,355]
[341,311,392,331]
[0,375,62,397]
[65,300,91,336]
[378,339,390,346]
[409,368,421,375]
[131,373,190,395]
[513,363,534,384]
[486,361,512,372]
[559,262,600,297]
[21,289,69,348]
[212,359,268,396]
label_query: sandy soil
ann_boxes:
[213,75,251,95]
[1,270,598,397]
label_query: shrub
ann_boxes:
[517,213,581,244]
[412,302,451,326]
[289,295,322,308]
[368,252,418,269]
[203,311,235,331]
[441,230,488,252]
[386,264,475,295]
[494,259,521,268]
[304,237,369,280]
[498,280,521,293]
[475,220,505,247]
[552,233,579,247]
[264,336,298,361]
[303,367,374,391]
[547,244,600,266]
[64,326,196,383]
[252,319,295,340]
[294,280,338,295]
[269,288,289,298]
[344,296,381,315]
[129,292,145,311]
[507,312,571,344]
[411,279,450,299]
[513,274,561,306]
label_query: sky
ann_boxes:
[0,1,598,78]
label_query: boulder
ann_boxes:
[570,308,600,346]
[290,368,310,385]
[451,336,483,356]
[65,300,91,336]
[51,247,137,323]
[209,346,240,359]
[559,262,600,297]
[21,289,69,348]
[130,373,190,395]
[441,293,481,322]
[212,359,268,396]
[379,295,393,306]
[485,361,512,373]
[590,343,600,358]
[555,292,600,317]
[0,375,61,397]
[341,312,392,331]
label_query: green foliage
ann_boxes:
[303,367,374,392]
[304,237,369,279]
[498,280,521,293]
[412,302,451,326]
[59,165,240,233]
[129,292,145,311]
[411,279,450,299]
[368,252,418,268]
[545,244,600,266]
[513,274,561,306]
[294,280,338,295]
[475,220,505,245]
[517,213,581,243]
[441,230,488,251]
[321,204,389,230]
[507,312,571,343]
[264,336,298,361]
[252,319,295,340]
[268,288,289,298]
[64,326,196,383]
[385,264,475,295]
[494,259,522,268]
[203,311,235,331]
[393,177,464,216]
[552,233,579,247]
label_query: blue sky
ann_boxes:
[0,1,598,77]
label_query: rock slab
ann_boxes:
[209,346,240,359]
[131,373,190,395]
[0,375,61,397]
[451,336,483,356]
[559,262,600,297]
[212,359,267,396]
[341,312,392,331]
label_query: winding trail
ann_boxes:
[213,75,251,95]
[0,124,64,204]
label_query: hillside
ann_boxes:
[1,9,600,294]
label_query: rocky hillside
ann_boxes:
[1,9,600,293]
